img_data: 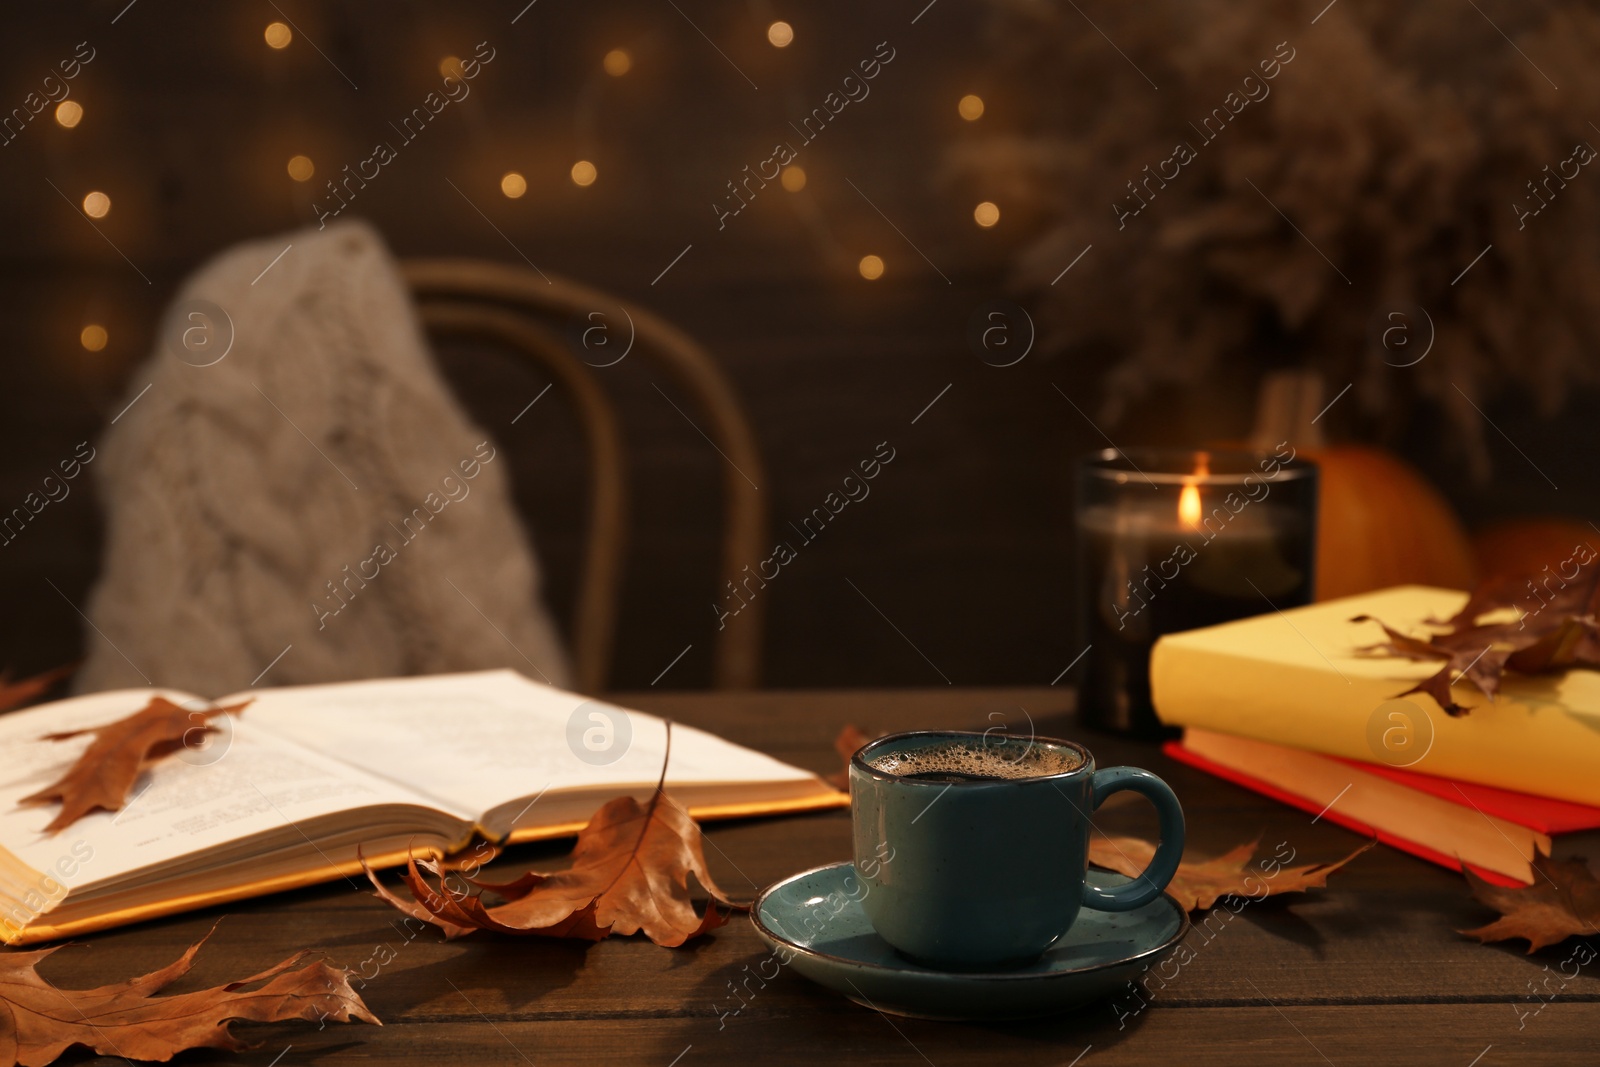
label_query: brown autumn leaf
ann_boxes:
[1351,614,1512,716]
[19,696,251,833]
[364,725,741,948]
[0,664,75,715]
[0,924,378,1066]
[1506,614,1600,674]
[1353,551,1600,716]
[1459,854,1600,953]
[825,724,877,791]
[1089,835,1374,911]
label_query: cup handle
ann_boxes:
[1081,766,1186,912]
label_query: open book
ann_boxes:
[0,670,844,945]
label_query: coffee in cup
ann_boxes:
[850,730,1184,970]
[865,736,1084,782]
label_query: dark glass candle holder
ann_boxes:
[1074,447,1319,739]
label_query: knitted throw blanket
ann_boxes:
[76,221,572,697]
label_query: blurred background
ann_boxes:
[2,0,1596,690]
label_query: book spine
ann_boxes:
[1149,641,1600,807]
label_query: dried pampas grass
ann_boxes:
[958,0,1600,472]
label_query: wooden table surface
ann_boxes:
[33,688,1598,1066]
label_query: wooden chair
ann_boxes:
[400,258,767,692]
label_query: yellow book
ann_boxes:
[0,670,845,945]
[1150,585,1600,805]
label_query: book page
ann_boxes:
[0,688,460,902]
[235,670,823,820]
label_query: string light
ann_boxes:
[603,49,632,76]
[82,191,110,218]
[958,94,985,121]
[287,155,315,181]
[54,100,82,128]
[974,201,1000,227]
[501,172,527,198]
[858,254,884,280]
[439,56,464,79]
[571,160,598,186]
[80,325,108,352]
[767,21,794,47]
[780,165,806,192]
[264,22,292,49]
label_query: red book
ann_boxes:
[1165,729,1600,887]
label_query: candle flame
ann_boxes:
[1178,482,1202,529]
[1177,454,1209,530]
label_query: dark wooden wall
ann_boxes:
[0,1,1593,692]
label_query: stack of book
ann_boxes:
[1150,586,1600,886]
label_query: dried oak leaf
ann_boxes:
[0,925,378,1066]
[1089,835,1373,911]
[1505,614,1600,674]
[1351,615,1510,716]
[825,724,878,791]
[0,664,75,716]
[1441,570,1598,631]
[364,741,741,947]
[1460,854,1600,952]
[1354,559,1600,716]
[18,696,251,833]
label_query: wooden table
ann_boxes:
[36,689,1597,1065]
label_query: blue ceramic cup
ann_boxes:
[850,730,1185,970]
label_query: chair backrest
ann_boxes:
[401,258,767,692]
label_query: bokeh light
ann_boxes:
[781,165,806,192]
[439,56,464,79]
[264,22,292,49]
[571,160,598,186]
[54,100,82,128]
[767,21,794,47]
[858,254,885,280]
[80,325,108,352]
[603,49,632,76]
[82,191,110,218]
[501,172,527,198]
[287,155,315,182]
[958,94,985,121]
[974,201,1000,227]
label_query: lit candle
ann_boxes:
[1075,448,1318,737]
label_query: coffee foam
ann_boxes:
[865,738,1082,780]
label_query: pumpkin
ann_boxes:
[1307,445,1476,601]
[1471,517,1598,581]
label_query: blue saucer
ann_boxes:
[751,861,1188,1021]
